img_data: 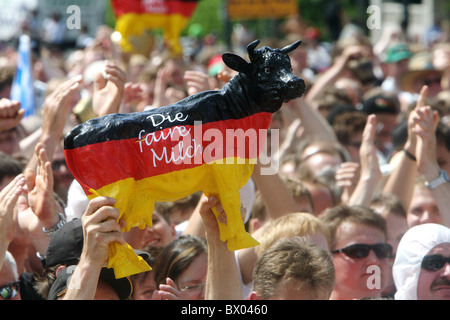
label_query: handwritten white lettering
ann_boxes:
[147,112,188,127]
[150,139,203,167]
[137,126,191,153]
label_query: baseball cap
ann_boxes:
[207,55,225,77]
[42,219,150,268]
[42,219,84,268]
[361,94,399,115]
[43,219,150,299]
[47,265,133,300]
[384,43,412,64]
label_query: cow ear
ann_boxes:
[222,53,252,75]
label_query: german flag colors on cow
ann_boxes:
[64,40,306,278]
[64,94,272,279]
[111,0,199,54]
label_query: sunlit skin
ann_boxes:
[140,211,177,248]
[330,222,389,300]
[174,252,207,300]
[132,270,157,300]
[407,186,443,227]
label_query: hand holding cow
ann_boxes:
[64,40,306,278]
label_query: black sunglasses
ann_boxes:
[421,254,450,271]
[332,243,393,259]
[0,281,20,300]
[423,78,441,86]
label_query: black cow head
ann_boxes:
[222,39,306,112]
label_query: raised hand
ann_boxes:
[0,99,24,132]
[0,174,26,244]
[41,75,82,140]
[184,70,210,96]
[152,277,182,300]
[23,143,59,230]
[92,61,126,116]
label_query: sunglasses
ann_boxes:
[332,243,393,259]
[346,141,362,149]
[423,78,441,86]
[0,281,20,300]
[421,254,450,271]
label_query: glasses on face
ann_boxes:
[332,243,393,259]
[346,141,362,149]
[421,254,450,271]
[423,78,441,86]
[179,282,205,293]
[51,159,67,171]
[0,281,20,300]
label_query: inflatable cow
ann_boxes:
[64,39,306,278]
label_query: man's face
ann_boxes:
[52,145,74,202]
[331,222,390,299]
[374,113,397,154]
[436,139,450,176]
[0,128,20,156]
[412,71,442,98]
[0,260,20,300]
[408,186,443,227]
[417,243,450,300]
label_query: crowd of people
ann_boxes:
[0,10,450,301]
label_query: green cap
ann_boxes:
[384,43,412,63]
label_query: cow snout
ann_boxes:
[286,77,306,100]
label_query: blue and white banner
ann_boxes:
[10,34,36,118]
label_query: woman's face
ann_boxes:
[175,252,208,300]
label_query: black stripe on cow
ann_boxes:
[65,88,257,150]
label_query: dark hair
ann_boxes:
[153,235,207,287]
[332,111,368,146]
[0,152,24,182]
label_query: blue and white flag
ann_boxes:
[10,34,36,118]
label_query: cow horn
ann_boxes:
[280,40,302,55]
[247,39,260,58]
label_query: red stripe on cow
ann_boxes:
[65,113,272,194]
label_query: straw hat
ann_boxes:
[400,51,442,93]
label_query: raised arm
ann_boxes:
[24,75,82,173]
[383,86,428,210]
[348,114,382,206]
[251,159,300,220]
[17,143,64,257]
[0,175,25,271]
[413,105,450,227]
[63,196,125,300]
[92,60,126,116]
[199,195,242,300]
[306,45,366,104]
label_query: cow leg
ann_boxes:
[88,180,154,278]
[208,163,259,251]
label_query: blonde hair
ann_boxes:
[255,213,331,256]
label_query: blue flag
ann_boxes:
[10,34,36,118]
